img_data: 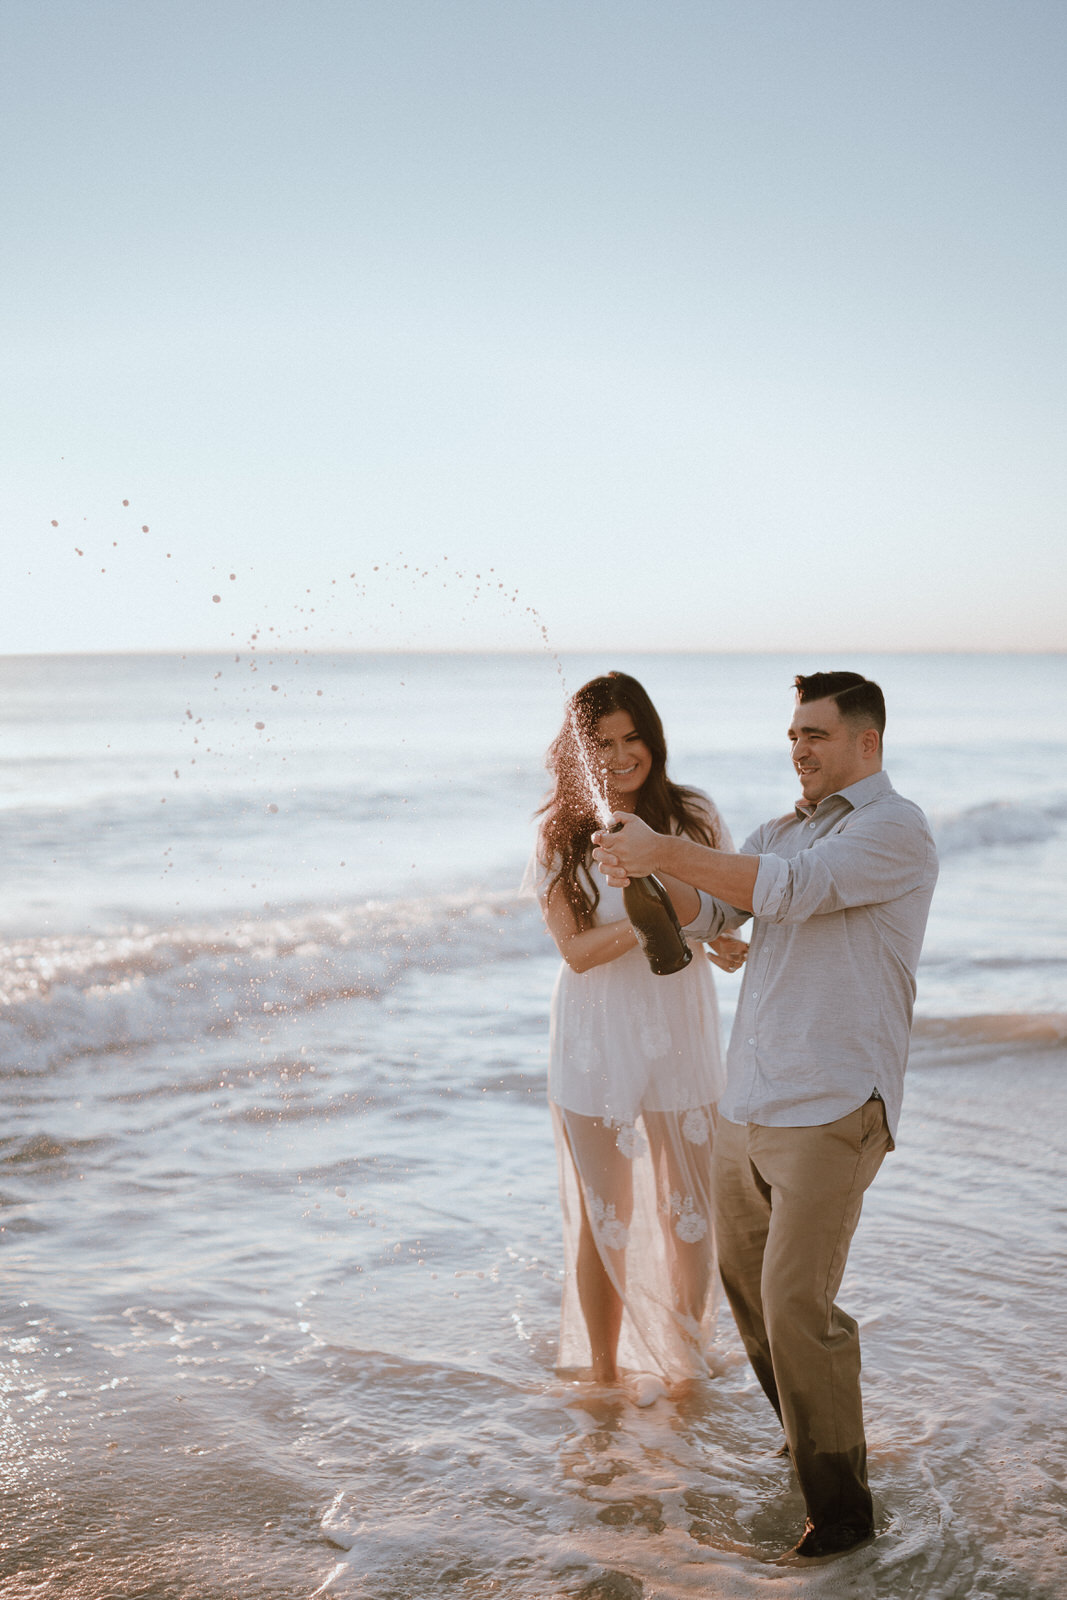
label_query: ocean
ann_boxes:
[1,649,1065,1599]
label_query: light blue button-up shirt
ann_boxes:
[684,770,938,1141]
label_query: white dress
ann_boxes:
[541,795,733,1387]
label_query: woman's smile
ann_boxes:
[595,710,653,799]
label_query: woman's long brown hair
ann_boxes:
[535,671,718,929]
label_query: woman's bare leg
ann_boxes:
[562,1112,634,1383]
[575,1196,624,1383]
[645,1108,715,1327]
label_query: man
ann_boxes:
[593,671,938,1563]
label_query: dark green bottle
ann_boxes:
[622,872,693,975]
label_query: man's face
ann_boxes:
[787,695,873,806]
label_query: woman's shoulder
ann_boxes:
[676,783,713,809]
[669,783,715,826]
[670,785,732,849]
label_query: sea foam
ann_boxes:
[931,795,1067,855]
[0,890,547,1073]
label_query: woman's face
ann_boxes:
[593,709,653,801]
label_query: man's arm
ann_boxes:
[753,805,937,922]
[592,813,760,912]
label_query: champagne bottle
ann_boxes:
[623,873,693,975]
[620,866,693,976]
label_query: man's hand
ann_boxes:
[595,814,760,914]
[591,813,664,886]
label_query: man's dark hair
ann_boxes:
[794,671,886,741]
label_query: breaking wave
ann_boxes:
[912,1012,1067,1047]
[0,891,548,1074]
[931,795,1067,855]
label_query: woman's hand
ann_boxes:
[707,935,748,973]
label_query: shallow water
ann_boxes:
[2,652,1066,1597]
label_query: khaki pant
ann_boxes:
[712,1098,891,1532]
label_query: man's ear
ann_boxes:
[859,725,881,761]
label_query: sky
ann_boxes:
[2,0,1065,655]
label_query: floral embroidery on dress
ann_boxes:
[614,1123,648,1160]
[666,1190,708,1244]
[681,1107,711,1145]
[589,1193,630,1251]
[675,1310,703,1344]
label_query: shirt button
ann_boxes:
[752,989,759,998]
[808,821,816,829]
[747,1036,756,1046]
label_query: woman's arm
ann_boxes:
[541,883,638,973]
[541,869,700,973]
[652,870,700,927]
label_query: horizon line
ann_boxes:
[1,646,1065,661]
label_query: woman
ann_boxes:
[535,672,746,1403]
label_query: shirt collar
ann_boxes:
[794,768,893,820]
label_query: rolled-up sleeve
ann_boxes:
[683,891,742,940]
[751,852,791,917]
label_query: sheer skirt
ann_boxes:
[551,1097,721,1386]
